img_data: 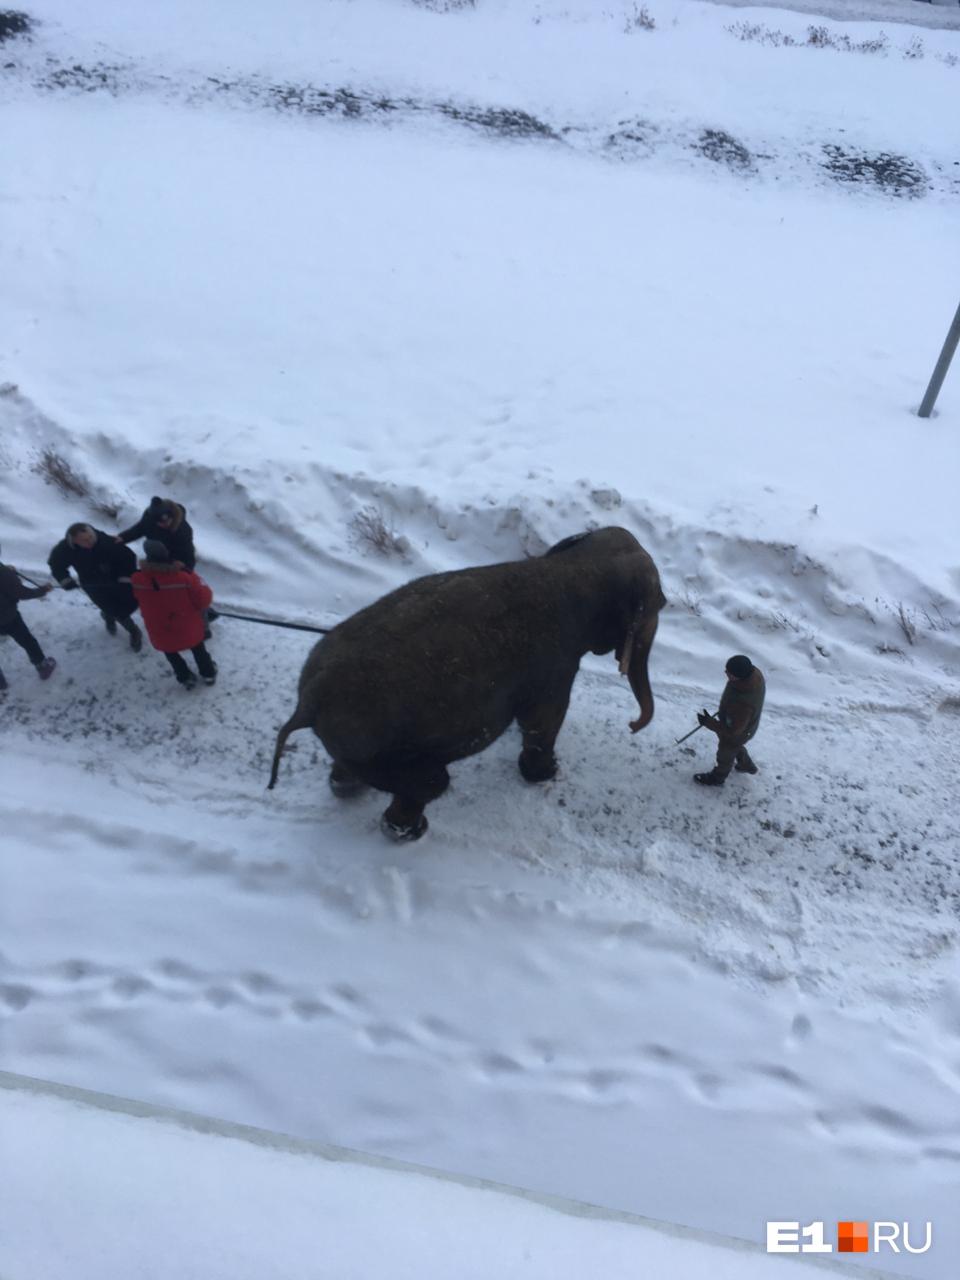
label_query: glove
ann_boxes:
[697,710,716,729]
[59,577,78,591]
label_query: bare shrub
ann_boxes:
[727,20,888,57]
[902,37,924,61]
[821,144,927,197]
[438,101,557,139]
[349,505,408,557]
[894,602,917,647]
[411,0,475,11]
[624,5,655,33]
[697,128,752,170]
[0,11,32,42]
[806,25,888,55]
[726,21,796,47]
[920,602,956,633]
[32,448,89,500]
[857,34,889,56]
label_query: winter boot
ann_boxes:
[101,611,117,636]
[735,759,759,774]
[694,770,725,787]
[36,657,57,681]
[202,661,218,687]
[129,625,143,653]
[179,672,198,690]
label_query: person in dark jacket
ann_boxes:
[131,540,217,689]
[117,496,196,571]
[0,544,57,686]
[49,523,142,651]
[116,496,215,638]
[693,654,765,787]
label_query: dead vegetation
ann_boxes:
[821,144,928,197]
[32,447,89,500]
[410,0,475,10]
[29,446,120,520]
[697,128,752,170]
[349,504,409,558]
[624,5,655,33]
[0,10,31,42]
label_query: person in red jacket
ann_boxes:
[131,539,218,690]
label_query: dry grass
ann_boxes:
[32,447,89,500]
[624,5,655,33]
[349,504,409,557]
[0,10,32,43]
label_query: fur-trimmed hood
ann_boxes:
[148,497,186,532]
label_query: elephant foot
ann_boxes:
[518,748,558,783]
[380,812,429,842]
[329,762,368,799]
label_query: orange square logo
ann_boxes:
[838,1222,870,1253]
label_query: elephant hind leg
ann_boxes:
[329,760,369,799]
[370,757,450,842]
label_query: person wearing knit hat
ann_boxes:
[693,654,765,787]
[131,542,218,690]
[116,496,197,571]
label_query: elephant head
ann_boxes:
[544,527,666,730]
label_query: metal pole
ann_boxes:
[918,298,960,418]
[675,724,703,745]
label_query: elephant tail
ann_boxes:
[267,709,312,790]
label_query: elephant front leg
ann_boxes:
[517,689,572,784]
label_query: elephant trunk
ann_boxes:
[624,617,658,729]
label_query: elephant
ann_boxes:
[268,526,665,841]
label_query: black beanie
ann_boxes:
[726,654,753,680]
[143,539,171,563]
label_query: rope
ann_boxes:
[211,609,330,636]
[12,568,333,635]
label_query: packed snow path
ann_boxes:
[3,603,960,1272]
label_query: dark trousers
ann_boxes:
[0,613,46,666]
[164,643,215,682]
[101,610,141,637]
[715,739,756,779]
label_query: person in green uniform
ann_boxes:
[694,654,765,787]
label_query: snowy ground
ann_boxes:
[2,1073,890,1280]
[1,1,959,1276]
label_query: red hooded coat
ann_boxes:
[131,561,213,652]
